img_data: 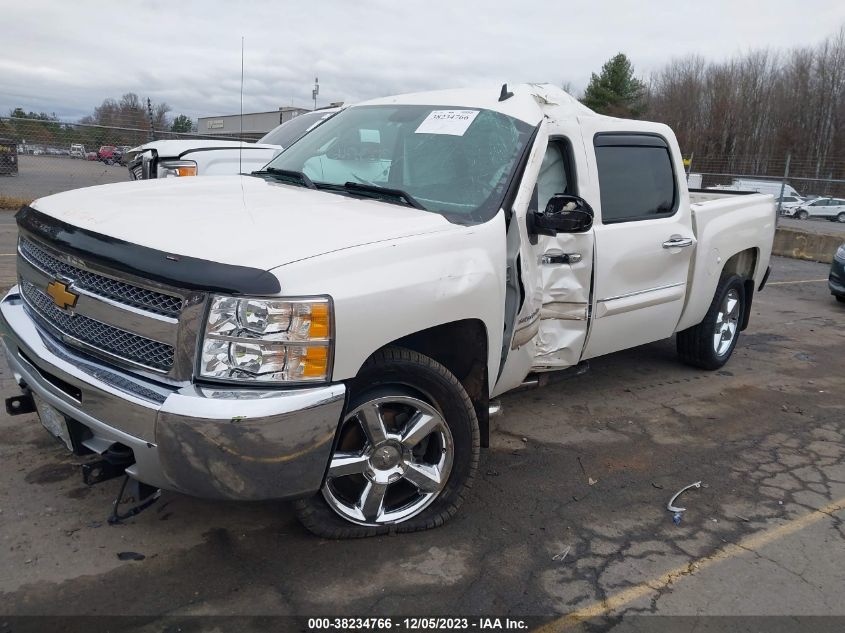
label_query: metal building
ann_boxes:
[197,106,311,139]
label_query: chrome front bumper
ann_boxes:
[0,287,346,500]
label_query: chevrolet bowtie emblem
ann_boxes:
[46,280,79,311]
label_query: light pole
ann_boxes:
[312,77,319,111]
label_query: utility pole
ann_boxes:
[776,153,790,218]
[146,98,155,142]
[312,77,319,111]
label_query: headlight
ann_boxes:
[836,244,845,261]
[200,295,332,383]
[157,160,197,178]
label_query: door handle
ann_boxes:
[662,236,694,249]
[541,253,582,265]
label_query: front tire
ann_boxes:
[294,347,479,538]
[677,274,746,370]
[797,210,809,220]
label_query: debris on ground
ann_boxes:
[576,456,597,486]
[667,480,703,524]
[552,546,571,562]
[667,481,702,513]
[652,482,664,490]
[116,551,145,561]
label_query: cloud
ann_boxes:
[2,0,844,121]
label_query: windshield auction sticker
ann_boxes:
[415,110,479,136]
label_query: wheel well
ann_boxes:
[382,320,490,448]
[721,248,758,331]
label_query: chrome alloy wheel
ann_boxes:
[713,288,740,357]
[322,395,454,526]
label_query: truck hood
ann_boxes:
[126,140,280,161]
[30,176,455,270]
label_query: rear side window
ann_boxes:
[594,134,677,223]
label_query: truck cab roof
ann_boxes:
[356,83,596,126]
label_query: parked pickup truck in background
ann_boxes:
[1,84,775,538]
[125,108,339,180]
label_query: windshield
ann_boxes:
[262,105,535,222]
[258,110,335,147]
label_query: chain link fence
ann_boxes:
[0,116,248,206]
[2,115,844,223]
[687,155,845,196]
[685,155,845,231]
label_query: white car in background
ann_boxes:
[792,197,845,222]
[126,107,340,180]
[776,195,805,215]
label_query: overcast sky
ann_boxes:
[3,0,844,122]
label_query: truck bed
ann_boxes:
[676,191,776,331]
[688,189,762,204]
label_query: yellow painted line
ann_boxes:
[539,495,845,631]
[768,278,828,285]
[0,253,16,257]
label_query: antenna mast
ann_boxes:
[239,36,244,174]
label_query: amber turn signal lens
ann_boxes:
[301,346,329,378]
[309,302,330,338]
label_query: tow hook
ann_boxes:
[5,394,36,416]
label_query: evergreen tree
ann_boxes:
[170,114,193,133]
[581,53,646,118]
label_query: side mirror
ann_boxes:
[529,194,594,236]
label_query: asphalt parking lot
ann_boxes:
[0,213,843,628]
[0,155,128,202]
[780,216,845,236]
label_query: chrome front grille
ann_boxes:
[16,233,205,380]
[21,280,175,371]
[19,237,182,317]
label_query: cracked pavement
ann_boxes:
[0,212,843,625]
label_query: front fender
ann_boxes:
[272,212,507,385]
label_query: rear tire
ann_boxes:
[677,274,746,370]
[294,347,479,539]
[837,212,845,223]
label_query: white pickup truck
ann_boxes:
[1,84,775,538]
[125,108,339,180]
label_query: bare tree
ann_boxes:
[645,24,845,194]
